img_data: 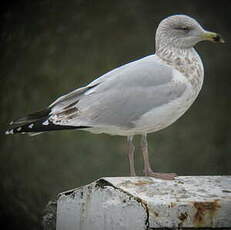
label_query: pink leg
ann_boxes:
[127,136,136,176]
[140,134,177,180]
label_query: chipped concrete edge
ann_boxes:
[95,178,150,229]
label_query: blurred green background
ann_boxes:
[0,0,230,229]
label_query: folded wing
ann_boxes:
[50,55,186,129]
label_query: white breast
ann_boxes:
[132,70,194,134]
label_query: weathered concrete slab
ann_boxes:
[56,176,231,230]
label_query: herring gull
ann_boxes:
[5,15,224,180]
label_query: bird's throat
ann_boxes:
[156,46,204,92]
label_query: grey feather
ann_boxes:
[50,85,98,112]
[50,55,186,128]
[77,82,186,128]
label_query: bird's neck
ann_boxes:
[156,45,204,92]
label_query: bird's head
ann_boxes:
[155,14,224,50]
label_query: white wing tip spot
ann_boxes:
[28,123,34,128]
[42,120,49,125]
[5,129,14,135]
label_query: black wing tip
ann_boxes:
[5,119,90,135]
[10,108,51,125]
[5,126,25,135]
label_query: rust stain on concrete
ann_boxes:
[193,200,221,226]
[178,212,188,222]
[132,180,153,186]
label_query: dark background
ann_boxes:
[0,0,230,229]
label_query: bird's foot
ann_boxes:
[145,170,177,180]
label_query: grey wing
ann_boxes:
[49,55,139,112]
[49,85,98,112]
[50,54,170,112]
[49,55,186,128]
[48,55,155,113]
[76,82,186,128]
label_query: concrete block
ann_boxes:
[56,176,231,229]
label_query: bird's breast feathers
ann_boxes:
[131,69,198,135]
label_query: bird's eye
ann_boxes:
[182,26,189,31]
[175,26,190,31]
